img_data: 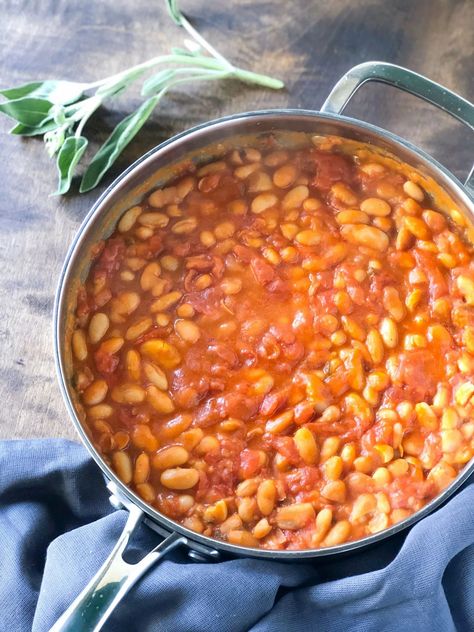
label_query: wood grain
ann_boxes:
[0,0,473,439]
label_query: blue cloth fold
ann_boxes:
[0,439,472,632]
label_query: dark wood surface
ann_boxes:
[1,0,473,439]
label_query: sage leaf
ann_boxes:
[0,0,283,194]
[80,96,159,192]
[0,80,87,105]
[0,97,53,126]
[55,136,88,195]
[0,81,46,100]
[9,119,58,136]
[171,46,200,57]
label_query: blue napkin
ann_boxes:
[0,439,473,632]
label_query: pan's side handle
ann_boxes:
[321,61,474,197]
[49,504,185,632]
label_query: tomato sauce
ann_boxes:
[70,139,474,549]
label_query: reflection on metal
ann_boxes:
[321,61,474,197]
[50,498,184,632]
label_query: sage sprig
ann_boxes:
[0,0,283,194]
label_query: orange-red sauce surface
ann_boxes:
[71,138,474,549]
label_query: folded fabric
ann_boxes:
[0,439,472,632]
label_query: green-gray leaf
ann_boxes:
[80,96,159,192]
[0,80,87,105]
[166,0,183,25]
[0,97,53,126]
[9,118,58,136]
[171,46,200,57]
[55,136,88,195]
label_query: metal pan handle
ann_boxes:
[49,504,185,632]
[49,482,219,631]
[321,61,474,197]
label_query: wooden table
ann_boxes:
[1,0,473,440]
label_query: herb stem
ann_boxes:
[0,0,284,193]
[229,68,285,89]
[142,66,229,96]
[75,96,103,137]
[178,13,232,69]
[155,69,231,96]
[85,54,218,93]
[89,53,283,95]
[172,5,283,89]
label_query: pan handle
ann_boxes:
[49,504,185,632]
[320,61,474,197]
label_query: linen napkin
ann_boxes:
[0,439,472,632]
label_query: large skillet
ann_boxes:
[52,62,474,631]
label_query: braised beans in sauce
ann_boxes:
[71,137,474,550]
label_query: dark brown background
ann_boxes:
[1,0,473,440]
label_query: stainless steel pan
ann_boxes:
[52,62,474,631]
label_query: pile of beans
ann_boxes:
[71,136,474,549]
